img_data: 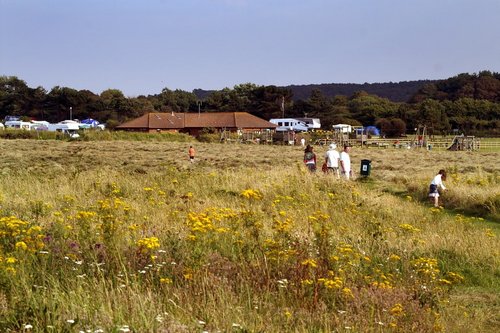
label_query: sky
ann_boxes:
[1,0,500,97]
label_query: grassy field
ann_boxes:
[0,138,498,332]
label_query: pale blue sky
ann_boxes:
[1,0,499,96]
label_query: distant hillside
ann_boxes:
[194,80,436,103]
[286,81,435,102]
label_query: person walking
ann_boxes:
[324,143,340,178]
[188,145,196,163]
[339,144,352,179]
[303,144,317,172]
[429,169,447,207]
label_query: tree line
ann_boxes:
[1,71,499,136]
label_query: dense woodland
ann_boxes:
[195,80,435,102]
[1,71,499,136]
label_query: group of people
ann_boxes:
[303,143,448,207]
[190,143,447,207]
[303,143,353,179]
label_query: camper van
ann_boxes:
[295,118,321,130]
[269,118,309,132]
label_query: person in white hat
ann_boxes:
[324,143,340,178]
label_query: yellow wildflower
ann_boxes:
[15,241,28,251]
[301,279,314,286]
[388,254,401,261]
[390,303,404,316]
[6,257,17,264]
[301,259,318,268]
[342,287,354,299]
[240,189,263,200]
[136,237,160,250]
[160,277,173,284]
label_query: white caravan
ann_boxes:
[4,120,46,131]
[4,119,80,137]
[332,124,352,133]
[295,118,321,130]
[47,120,80,138]
[269,118,309,132]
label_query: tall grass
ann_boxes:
[0,139,498,332]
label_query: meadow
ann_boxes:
[0,138,498,332]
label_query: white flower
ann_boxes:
[277,279,288,288]
[24,324,33,329]
[67,319,75,324]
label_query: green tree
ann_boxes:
[156,88,197,113]
[205,88,232,110]
[44,86,86,121]
[250,85,293,120]
[348,93,398,125]
[416,99,451,134]
[0,76,31,118]
[375,118,406,137]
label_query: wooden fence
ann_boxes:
[349,138,500,151]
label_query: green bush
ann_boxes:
[0,130,66,140]
[198,133,221,143]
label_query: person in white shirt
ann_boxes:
[339,144,352,179]
[325,143,340,178]
[429,169,447,207]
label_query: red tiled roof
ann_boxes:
[116,113,185,129]
[116,112,277,130]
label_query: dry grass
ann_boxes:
[0,139,498,332]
